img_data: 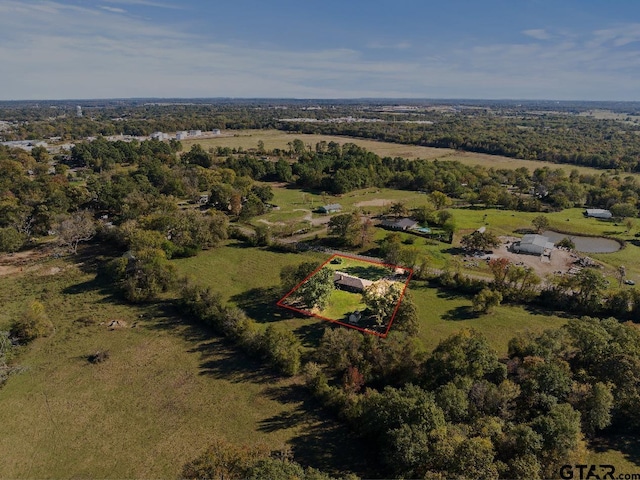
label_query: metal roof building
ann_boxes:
[513,234,555,255]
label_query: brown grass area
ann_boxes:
[181,129,638,178]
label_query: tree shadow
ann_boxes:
[61,274,121,303]
[442,305,477,321]
[590,434,640,467]
[226,240,254,249]
[436,289,471,301]
[523,304,576,319]
[194,339,282,384]
[231,286,297,323]
[293,322,327,349]
[341,264,391,280]
[258,384,383,478]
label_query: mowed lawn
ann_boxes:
[0,259,369,478]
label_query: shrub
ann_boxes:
[10,301,53,342]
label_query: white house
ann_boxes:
[585,209,612,219]
[176,131,189,140]
[150,131,167,140]
[513,234,554,255]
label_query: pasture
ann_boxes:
[181,129,639,179]
[0,256,368,478]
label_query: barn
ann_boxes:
[513,234,555,255]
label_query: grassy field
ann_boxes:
[182,129,640,180]
[171,241,565,354]
[0,256,371,478]
[409,282,570,352]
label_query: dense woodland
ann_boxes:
[2,113,640,478]
[3,99,640,172]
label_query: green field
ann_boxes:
[0,257,370,478]
[320,289,367,323]
[409,281,569,352]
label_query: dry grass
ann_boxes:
[182,129,637,178]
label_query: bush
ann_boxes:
[87,350,110,364]
[10,301,53,342]
[0,227,26,253]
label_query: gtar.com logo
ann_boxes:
[560,465,615,480]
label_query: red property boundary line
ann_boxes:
[276,253,414,338]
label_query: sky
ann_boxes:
[1,0,640,100]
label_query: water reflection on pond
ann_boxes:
[543,230,621,253]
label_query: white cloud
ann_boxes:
[522,29,552,40]
[100,6,126,13]
[102,0,183,9]
[1,1,639,100]
[367,41,412,50]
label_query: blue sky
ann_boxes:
[1,0,639,100]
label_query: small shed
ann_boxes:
[585,209,612,219]
[348,311,362,324]
[513,234,554,255]
[318,203,342,214]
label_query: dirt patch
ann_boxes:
[106,319,128,330]
[257,219,286,226]
[354,199,394,207]
[0,248,53,276]
[485,236,576,278]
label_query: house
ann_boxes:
[585,208,612,219]
[380,218,418,231]
[212,129,221,135]
[189,130,202,137]
[318,203,342,214]
[150,131,167,140]
[334,271,373,292]
[513,234,554,255]
[176,131,189,140]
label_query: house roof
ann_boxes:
[586,208,612,216]
[321,203,342,211]
[381,218,418,229]
[520,234,554,250]
[334,271,373,291]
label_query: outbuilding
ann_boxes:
[513,234,554,255]
[380,218,418,231]
[584,209,612,219]
[318,204,342,214]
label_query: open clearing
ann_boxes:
[182,129,640,179]
[278,254,410,337]
[0,257,370,478]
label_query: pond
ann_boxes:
[542,230,622,253]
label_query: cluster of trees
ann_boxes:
[209,141,640,218]
[305,319,640,479]
[436,256,640,321]
[182,436,357,480]
[179,280,302,376]
[282,109,640,172]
